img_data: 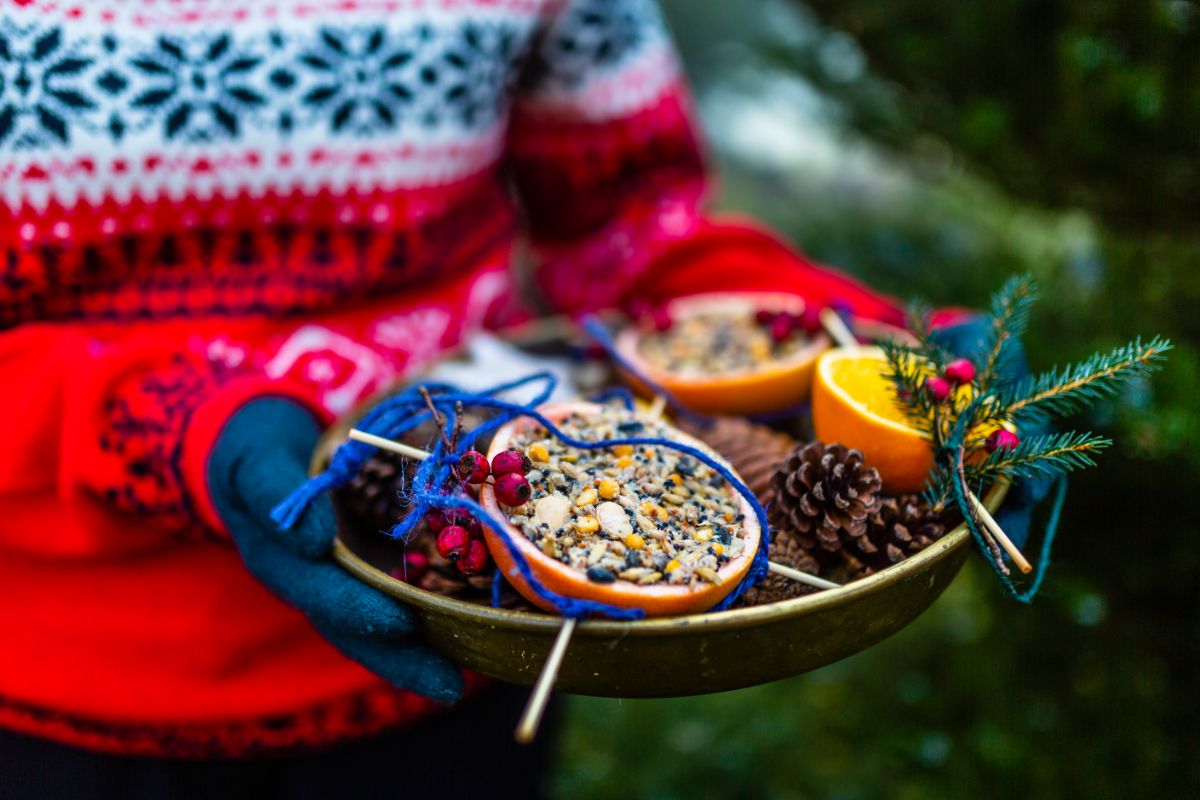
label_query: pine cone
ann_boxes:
[738,529,821,606]
[338,451,417,531]
[678,416,798,504]
[768,442,883,555]
[846,495,947,573]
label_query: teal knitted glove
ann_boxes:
[208,398,463,703]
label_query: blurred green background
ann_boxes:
[549,2,1199,797]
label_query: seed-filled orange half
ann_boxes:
[479,401,761,617]
[614,293,831,415]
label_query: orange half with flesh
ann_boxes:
[614,293,831,415]
[479,401,762,617]
[812,346,935,494]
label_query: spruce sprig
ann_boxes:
[880,339,936,437]
[1003,336,1172,424]
[976,274,1037,392]
[968,430,1113,482]
[884,274,1171,511]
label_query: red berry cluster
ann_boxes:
[923,358,976,402]
[919,357,1022,453]
[430,449,534,575]
[754,307,821,343]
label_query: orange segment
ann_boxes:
[812,347,934,493]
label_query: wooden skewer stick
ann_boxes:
[768,561,840,590]
[820,307,858,349]
[645,393,667,420]
[515,616,577,744]
[968,491,1032,574]
[347,429,430,461]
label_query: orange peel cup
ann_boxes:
[614,293,831,416]
[479,401,762,617]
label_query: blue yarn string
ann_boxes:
[578,315,713,429]
[272,372,774,619]
[491,567,505,608]
[943,398,1063,603]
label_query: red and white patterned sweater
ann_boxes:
[0,0,900,756]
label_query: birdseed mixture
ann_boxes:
[637,309,811,376]
[504,407,748,587]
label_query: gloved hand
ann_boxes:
[208,398,464,703]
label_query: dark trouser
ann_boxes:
[2,685,558,800]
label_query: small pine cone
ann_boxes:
[677,416,798,505]
[768,442,883,555]
[853,495,948,570]
[338,451,417,531]
[738,529,821,606]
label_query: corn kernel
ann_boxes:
[695,527,714,543]
[527,443,550,463]
[665,558,681,573]
[640,501,657,516]
[666,474,684,486]
[623,533,646,550]
[616,455,634,469]
[575,516,599,534]
[711,542,725,556]
[575,487,598,506]
[540,537,557,557]
[613,444,634,457]
[560,453,578,463]
[598,479,619,499]
[642,447,655,458]
[655,506,669,522]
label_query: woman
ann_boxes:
[0,1,898,796]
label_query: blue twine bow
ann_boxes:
[269,373,557,531]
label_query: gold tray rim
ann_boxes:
[331,482,1007,636]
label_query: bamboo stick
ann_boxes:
[968,490,1033,574]
[768,561,841,590]
[515,617,577,744]
[347,428,430,461]
[820,307,858,349]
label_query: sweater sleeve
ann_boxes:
[60,337,327,542]
[509,0,706,313]
[510,0,904,326]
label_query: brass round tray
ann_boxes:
[319,421,1007,698]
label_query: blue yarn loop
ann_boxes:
[942,398,1064,603]
[271,372,772,620]
[578,315,714,429]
